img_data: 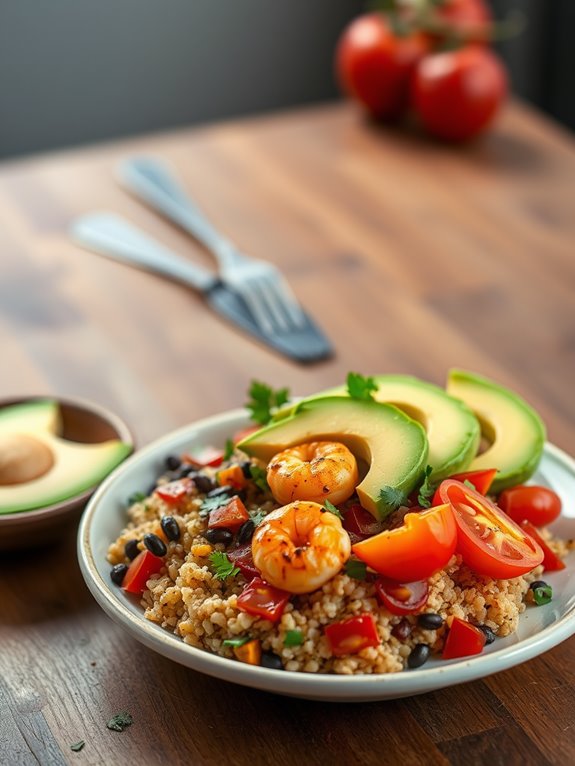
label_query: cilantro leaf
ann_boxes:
[323,499,343,520]
[249,464,270,493]
[223,438,234,461]
[199,494,232,518]
[209,551,240,580]
[346,372,378,402]
[246,380,290,426]
[249,508,267,527]
[284,630,304,647]
[344,559,367,580]
[127,491,147,505]
[223,636,252,647]
[417,465,435,509]
[106,712,133,732]
[378,486,407,515]
[70,741,85,752]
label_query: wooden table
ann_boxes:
[1,101,574,766]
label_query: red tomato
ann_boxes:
[237,577,290,622]
[154,478,192,505]
[375,578,429,616]
[352,503,457,581]
[443,617,486,659]
[184,447,225,468]
[227,544,259,580]
[343,503,384,539]
[499,486,562,527]
[437,480,544,578]
[122,550,164,594]
[411,45,507,141]
[336,13,429,120]
[325,614,380,656]
[521,522,566,572]
[208,496,250,531]
[435,0,491,31]
[448,468,498,496]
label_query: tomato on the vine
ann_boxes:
[498,486,562,527]
[336,13,429,120]
[434,0,491,36]
[411,45,507,141]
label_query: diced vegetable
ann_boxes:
[343,503,383,538]
[154,478,193,505]
[122,550,164,594]
[233,638,262,665]
[237,577,290,622]
[448,468,498,495]
[325,614,380,657]
[521,522,566,572]
[374,578,429,616]
[208,497,250,530]
[442,618,486,660]
[227,544,259,579]
[216,465,247,491]
[184,447,225,468]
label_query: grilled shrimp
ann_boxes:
[251,500,351,594]
[266,441,358,506]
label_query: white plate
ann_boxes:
[78,409,575,702]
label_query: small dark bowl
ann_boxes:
[0,396,135,550]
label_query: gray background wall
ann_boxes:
[1,1,573,160]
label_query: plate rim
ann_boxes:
[78,408,575,700]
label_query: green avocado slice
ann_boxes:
[0,400,132,514]
[446,369,546,493]
[238,397,428,519]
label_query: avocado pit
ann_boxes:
[0,433,55,486]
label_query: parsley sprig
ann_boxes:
[246,381,290,426]
[209,551,240,580]
[199,494,232,518]
[323,500,343,520]
[250,464,270,493]
[344,559,368,581]
[417,465,435,509]
[378,486,407,516]
[223,438,234,461]
[346,372,378,402]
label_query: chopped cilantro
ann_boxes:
[346,372,378,402]
[70,741,85,752]
[209,551,240,580]
[127,491,146,505]
[106,712,133,732]
[246,380,290,426]
[249,464,270,493]
[378,486,407,515]
[344,559,368,580]
[417,465,435,509]
[284,630,304,647]
[463,479,477,491]
[222,636,252,647]
[249,508,267,527]
[223,438,235,461]
[323,500,343,520]
[199,494,232,518]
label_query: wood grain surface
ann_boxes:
[0,101,574,766]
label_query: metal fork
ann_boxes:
[117,157,306,337]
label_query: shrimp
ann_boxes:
[252,500,351,593]
[266,441,358,506]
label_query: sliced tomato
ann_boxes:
[448,468,498,495]
[227,543,259,579]
[237,577,290,622]
[343,503,384,539]
[208,497,250,531]
[437,480,543,579]
[325,614,380,657]
[352,503,457,581]
[154,477,193,505]
[521,522,566,572]
[375,578,429,616]
[499,486,562,527]
[122,550,164,594]
[443,617,486,659]
[184,446,225,468]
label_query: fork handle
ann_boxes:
[117,157,239,268]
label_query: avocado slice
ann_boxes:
[0,400,132,514]
[281,376,480,482]
[446,370,546,494]
[238,397,428,519]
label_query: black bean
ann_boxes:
[146,482,158,496]
[174,465,196,480]
[165,455,181,471]
[407,644,430,669]
[205,528,233,547]
[478,625,496,645]
[529,580,549,591]
[193,474,217,493]
[260,652,284,670]
[237,520,255,544]
[417,613,444,631]
[161,515,181,542]
[110,564,128,586]
[207,485,233,499]
[143,533,167,557]
[392,619,412,641]
[124,539,140,561]
[240,460,253,479]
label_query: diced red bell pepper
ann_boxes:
[521,521,566,572]
[208,496,250,531]
[448,468,498,496]
[343,503,383,539]
[122,550,164,594]
[325,614,380,657]
[183,446,225,468]
[154,477,193,505]
[443,617,486,660]
[227,544,259,580]
[236,577,290,622]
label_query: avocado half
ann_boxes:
[280,375,480,482]
[446,369,546,493]
[238,396,428,519]
[0,400,132,514]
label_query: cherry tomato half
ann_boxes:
[448,468,498,496]
[154,478,193,505]
[499,486,562,527]
[325,614,381,657]
[411,45,507,141]
[237,577,290,623]
[436,480,543,578]
[352,503,457,581]
[521,522,566,573]
[336,13,429,120]
[122,550,164,595]
[208,497,250,531]
[443,617,486,659]
[375,577,429,616]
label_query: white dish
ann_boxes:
[78,408,575,702]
